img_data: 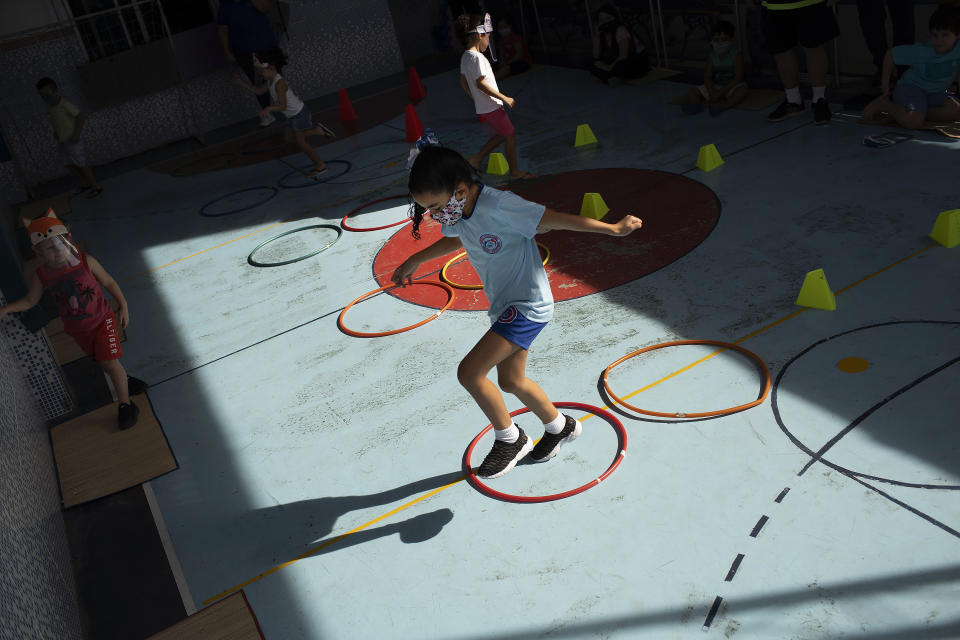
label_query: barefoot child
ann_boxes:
[0,210,144,430]
[456,13,534,180]
[678,21,749,116]
[862,5,960,129]
[392,147,642,478]
[233,47,335,178]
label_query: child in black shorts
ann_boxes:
[748,0,839,124]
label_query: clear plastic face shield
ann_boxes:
[475,13,497,61]
[25,209,80,269]
[34,234,81,270]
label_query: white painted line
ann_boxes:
[143,481,197,614]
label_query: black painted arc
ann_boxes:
[725,554,745,582]
[702,596,723,628]
[798,354,960,477]
[749,515,769,538]
[774,487,790,503]
[772,320,960,539]
[851,475,960,540]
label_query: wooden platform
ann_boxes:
[147,592,265,640]
[51,393,177,508]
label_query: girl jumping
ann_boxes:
[233,47,335,178]
[392,147,642,478]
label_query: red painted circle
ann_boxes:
[464,402,627,503]
[341,194,412,232]
[372,169,720,311]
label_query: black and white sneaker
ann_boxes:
[530,415,582,463]
[477,428,533,479]
[767,99,805,122]
[813,98,831,125]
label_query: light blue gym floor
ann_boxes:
[63,66,959,639]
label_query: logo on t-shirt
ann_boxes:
[479,233,502,254]
[497,306,518,324]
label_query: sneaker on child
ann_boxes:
[813,98,831,125]
[477,428,532,478]
[530,414,582,462]
[118,400,139,430]
[767,99,805,122]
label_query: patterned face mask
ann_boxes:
[429,192,467,225]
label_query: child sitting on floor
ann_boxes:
[677,21,749,116]
[862,5,960,129]
[494,15,533,80]
[0,210,145,430]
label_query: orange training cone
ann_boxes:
[409,66,426,103]
[405,104,424,142]
[339,88,357,122]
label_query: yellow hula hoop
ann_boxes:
[440,242,550,290]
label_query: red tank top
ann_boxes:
[36,253,110,333]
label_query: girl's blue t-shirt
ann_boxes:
[894,40,960,94]
[441,185,553,324]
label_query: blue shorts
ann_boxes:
[893,83,948,116]
[288,106,313,132]
[490,306,547,350]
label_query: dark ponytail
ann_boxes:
[454,13,484,48]
[408,147,475,239]
[254,46,288,74]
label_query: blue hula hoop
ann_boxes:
[277,160,352,189]
[199,186,279,217]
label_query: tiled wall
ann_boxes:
[0,289,82,640]
[0,0,404,190]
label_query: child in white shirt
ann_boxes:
[457,13,534,180]
[233,47,335,178]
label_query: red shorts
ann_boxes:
[478,107,515,138]
[66,311,123,362]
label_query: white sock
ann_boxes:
[785,86,802,105]
[812,86,826,102]
[544,413,566,434]
[495,422,519,443]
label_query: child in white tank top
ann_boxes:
[233,47,336,178]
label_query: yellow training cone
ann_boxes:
[929,209,960,248]
[574,124,598,147]
[795,268,836,311]
[487,152,509,175]
[580,193,609,220]
[696,144,724,172]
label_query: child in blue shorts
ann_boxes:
[392,147,642,479]
[862,5,960,129]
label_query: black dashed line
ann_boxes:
[702,596,723,628]
[775,487,790,503]
[749,515,769,538]
[724,554,745,582]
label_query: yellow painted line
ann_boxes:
[202,475,465,604]
[201,243,938,603]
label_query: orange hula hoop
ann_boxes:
[602,340,771,418]
[440,242,551,291]
[337,281,455,338]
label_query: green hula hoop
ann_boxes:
[247,224,343,267]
